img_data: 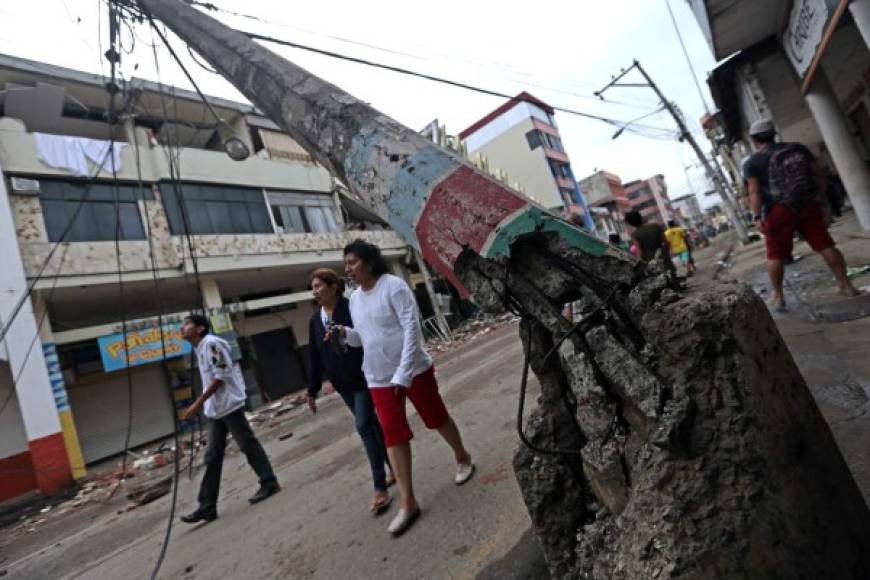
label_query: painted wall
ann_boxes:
[467,117,562,208]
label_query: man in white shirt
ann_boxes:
[335,240,474,536]
[179,314,279,523]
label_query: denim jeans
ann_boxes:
[338,388,391,492]
[198,407,278,511]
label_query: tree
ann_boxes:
[136,1,870,576]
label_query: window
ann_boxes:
[160,183,273,235]
[268,191,338,234]
[542,133,563,152]
[549,160,572,179]
[38,179,151,242]
[525,130,542,150]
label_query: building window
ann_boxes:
[160,182,273,235]
[525,130,542,150]
[38,179,151,242]
[267,191,338,234]
[549,160,572,179]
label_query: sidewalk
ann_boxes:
[716,209,870,502]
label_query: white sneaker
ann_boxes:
[455,462,475,485]
[388,506,420,536]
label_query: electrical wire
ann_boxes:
[664,0,711,114]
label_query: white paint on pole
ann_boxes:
[0,167,62,441]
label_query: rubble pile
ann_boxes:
[457,231,870,579]
[426,312,519,357]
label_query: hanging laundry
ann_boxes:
[34,133,126,177]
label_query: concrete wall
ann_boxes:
[470,117,562,208]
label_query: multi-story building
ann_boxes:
[458,92,594,230]
[671,193,705,228]
[577,170,628,238]
[623,174,675,225]
[0,54,410,501]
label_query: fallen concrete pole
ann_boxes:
[137,1,870,576]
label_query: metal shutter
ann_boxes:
[68,364,175,464]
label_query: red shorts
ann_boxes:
[762,201,834,261]
[369,366,449,447]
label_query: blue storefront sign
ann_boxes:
[98,323,191,372]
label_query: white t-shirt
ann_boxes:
[346,274,432,388]
[195,334,247,419]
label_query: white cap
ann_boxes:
[749,118,775,137]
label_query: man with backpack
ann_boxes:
[743,118,859,312]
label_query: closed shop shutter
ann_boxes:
[68,363,175,464]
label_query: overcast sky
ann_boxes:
[3,0,723,207]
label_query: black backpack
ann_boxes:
[767,144,816,209]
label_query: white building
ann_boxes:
[671,193,705,227]
[0,54,409,501]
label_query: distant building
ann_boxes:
[577,170,628,238]
[623,174,674,225]
[671,193,705,227]
[459,92,594,230]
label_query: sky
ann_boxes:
[2,0,724,207]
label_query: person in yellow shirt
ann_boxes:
[664,220,695,275]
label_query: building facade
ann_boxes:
[622,174,674,225]
[670,193,705,228]
[577,170,628,238]
[458,92,595,230]
[0,54,409,501]
[691,0,870,231]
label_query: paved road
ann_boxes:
[4,321,549,580]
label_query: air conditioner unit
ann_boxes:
[10,177,40,195]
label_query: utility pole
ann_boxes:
[133,2,870,577]
[596,61,750,243]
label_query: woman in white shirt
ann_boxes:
[334,239,474,536]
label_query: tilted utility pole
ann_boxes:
[597,61,750,243]
[133,1,870,577]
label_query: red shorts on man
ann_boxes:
[762,200,834,261]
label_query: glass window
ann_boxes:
[37,179,150,242]
[160,182,272,235]
[525,130,542,150]
[267,190,338,234]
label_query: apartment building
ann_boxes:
[671,193,705,228]
[623,174,674,225]
[577,170,628,238]
[458,92,594,230]
[0,54,409,500]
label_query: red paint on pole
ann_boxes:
[416,166,526,295]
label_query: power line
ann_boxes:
[664,0,711,114]
[241,29,672,132]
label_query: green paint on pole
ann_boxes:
[482,205,609,259]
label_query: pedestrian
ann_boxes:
[332,239,474,536]
[743,118,860,312]
[664,220,695,276]
[624,210,670,265]
[306,267,394,515]
[179,314,280,524]
[608,233,630,253]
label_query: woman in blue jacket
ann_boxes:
[306,267,393,513]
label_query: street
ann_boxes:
[2,322,550,580]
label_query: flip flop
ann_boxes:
[384,474,397,488]
[370,494,392,515]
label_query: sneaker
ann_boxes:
[387,506,420,536]
[248,484,280,504]
[455,462,475,485]
[180,508,217,524]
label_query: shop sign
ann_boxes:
[98,323,191,372]
[783,0,833,77]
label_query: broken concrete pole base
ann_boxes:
[458,235,870,579]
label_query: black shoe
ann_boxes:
[180,508,217,524]
[248,484,280,504]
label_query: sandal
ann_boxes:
[370,493,392,515]
[384,473,397,488]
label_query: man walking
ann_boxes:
[664,220,695,276]
[179,314,280,523]
[743,119,859,312]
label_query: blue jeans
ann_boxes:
[338,388,391,492]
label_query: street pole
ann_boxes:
[631,61,750,242]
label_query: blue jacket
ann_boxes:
[307,296,367,397]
